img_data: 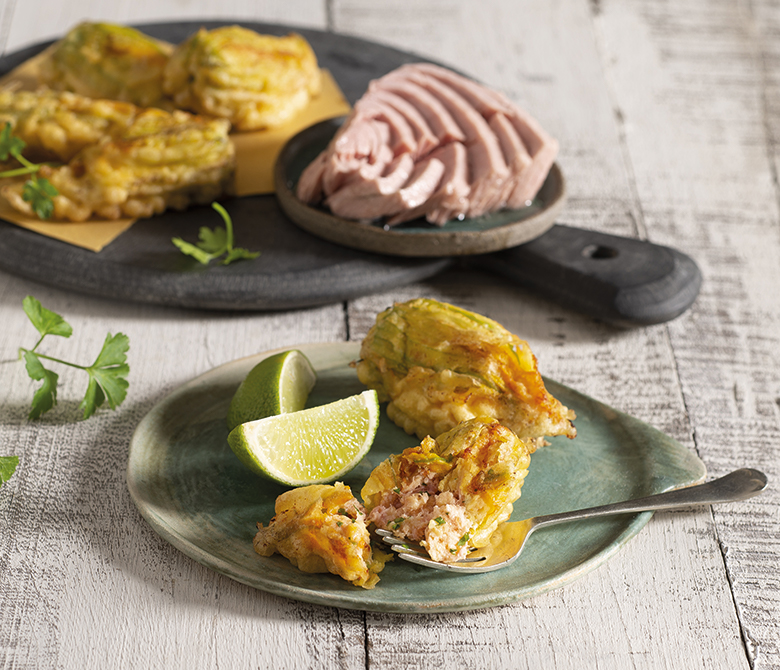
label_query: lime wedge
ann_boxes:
[227,390,380,486]
[227,350,317,431]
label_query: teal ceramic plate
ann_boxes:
[127,342,706,613]
[274,118,566,257]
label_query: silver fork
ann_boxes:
[375,468,768,573]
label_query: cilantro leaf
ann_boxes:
[23,350,59,420]
[80,333,130,419]
[0,456,19,488]
[170,225,230,265]
[23,295,73,340]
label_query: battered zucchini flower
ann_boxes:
[0,89,137,163]
[0,93,235,221]
[163,26,321,131]
[254,482,391,588]
[356,297,576,450]
[362,417,531,562]
[38,22,172,108]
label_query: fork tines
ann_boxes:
[374,528,485,564]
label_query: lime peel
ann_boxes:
[227,349,317,431]
[227,389,379,486]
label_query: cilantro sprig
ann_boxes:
[17,296,130,420]
[0,123,59,219]
[172,202,260,266]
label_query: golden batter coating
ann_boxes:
[38,22,172,108]
[0,89,137,163]
[163,26,321,131]
[1,92,234,221]
[253,483,390,588]
[356,298,576,450]
[362,418,531,562]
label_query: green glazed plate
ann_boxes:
[127,342,706,613]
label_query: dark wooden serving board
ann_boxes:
[0,21,701,324]
[0,21,450,311]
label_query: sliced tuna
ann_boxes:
[488,112,532,208]
[390,69,511,217]
[325,155,444,221]
[296,150,328,203]
[321,117,394,194]
[354,96,418,157]
[370,76,466,145]
[504,107,559,205]
[387,142,469,226]
[328,153,415,201]
[370,89,439,158]
[404,62,559,206]
[295,62,557,225]
[402,62,515,118]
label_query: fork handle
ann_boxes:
[533,468,767,529]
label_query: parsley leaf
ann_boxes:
[80,333,130,419]
[23,350,59,420]
[172,202,260,266]
[0,456,19,488]
[0,123,25,160]
[195,225,228,254]
[18,296,130,421]
[222,247,260,265]
[22,176,58,220]
[0,123,59,220]
[171,236,216,264]
[23,295,73,340]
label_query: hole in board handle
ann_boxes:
[582,244,619,260]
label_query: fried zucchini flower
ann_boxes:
[38,22,172,108]
[254,482,391,588]
[162,26,321,131]
[356,298,576,451]
[0,91,234,221]
[362,417,531,562]
[0,89,137,163]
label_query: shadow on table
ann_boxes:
[57,394,356,621]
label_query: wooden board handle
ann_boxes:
[471,224,702,327]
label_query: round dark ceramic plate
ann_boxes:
[275,119,566,257]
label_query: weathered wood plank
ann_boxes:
[594,0,780,667]
[337,0,769,667]
[0,278,367,669]
[1,0,328,53]
[348,273,747,670]
[0,4,363,668]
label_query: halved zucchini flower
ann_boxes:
[362,417,531,562]
[254,482,391,589]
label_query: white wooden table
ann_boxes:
[1,1,778,668]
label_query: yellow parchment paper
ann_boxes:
[0,50,350,251]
